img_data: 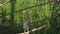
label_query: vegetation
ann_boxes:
[0,0,60,34]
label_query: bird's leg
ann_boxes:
[24,29,26,34]
[27,28,29,32]
[24,29,26,32]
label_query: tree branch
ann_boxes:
[18,25,47,34]
[0,0,10,6]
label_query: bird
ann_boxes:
[56,0,60,5]
[23,10,30,33]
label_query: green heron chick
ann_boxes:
[23,10,30,32]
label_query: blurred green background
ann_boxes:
[0,0,60,34]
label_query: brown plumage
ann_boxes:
[23,10,30,32]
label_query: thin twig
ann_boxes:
[0,0,10,7]
[31,13,60,23]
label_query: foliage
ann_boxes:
[0,0,60,34]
